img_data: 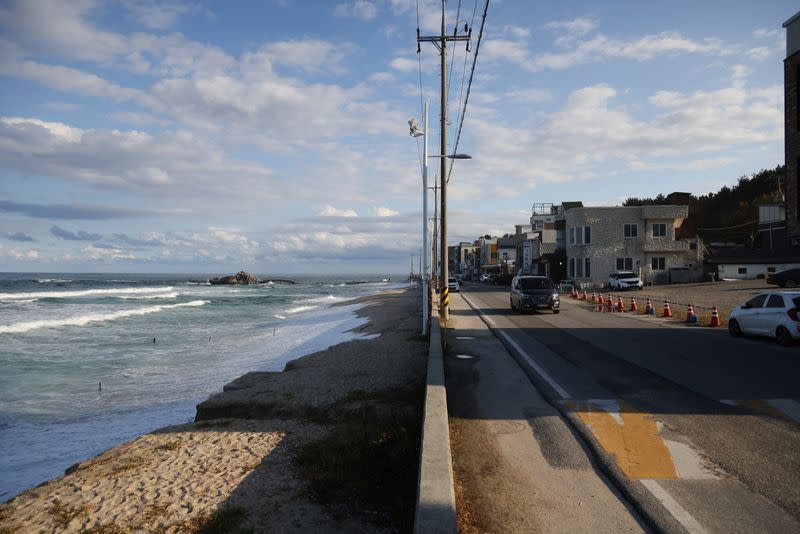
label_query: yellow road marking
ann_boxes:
[567,400,678,479]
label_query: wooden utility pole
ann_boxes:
[418,1,470,322]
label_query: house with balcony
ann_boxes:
[565,205,704,286]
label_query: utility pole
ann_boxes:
[418,0,470,322]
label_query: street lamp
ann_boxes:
[409,103,429,336]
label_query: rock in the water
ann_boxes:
[209,270,261,285]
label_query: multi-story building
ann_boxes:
[784,10,800,243]
[565,205,704,286]
[479,236,498,275]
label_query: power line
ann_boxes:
[448,0,488,183]
[451,0,479,166]
[697,219,758,231]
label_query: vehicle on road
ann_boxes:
[728,291,800,346]
[608,271,643,290]
[766,268,800,288]
[510,276,560,314]
[447,277,460,293]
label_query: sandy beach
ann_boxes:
[0,286,427,533]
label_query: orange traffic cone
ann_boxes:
[582,289,588,301]
[616,295,625,312]
[572,287,578,299]
[645,298,655,315]
[592,291,597,303]
[686,303,697,323]
[630,297,638,312]
[663,301,673,318]
[710,306,721,327]
[598,294,605,305]
[607,295,614,312]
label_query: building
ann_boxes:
[784,10,800,243]
[565,205,704,286]
[705,247,800,280]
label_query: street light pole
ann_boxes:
[421,102,429,335]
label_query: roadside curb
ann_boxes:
[461,293,681,534]
[414,315,457,533]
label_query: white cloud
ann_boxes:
[752,28,780,39]
[504,25,531,38]
[121,0,210,30]
[545,18,597,46]
[333,1,378,21]
[318,205,359,217]
[374,207,399,217]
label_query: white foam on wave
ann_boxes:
[36,279,72,284]
[301,295,347,304]
[273,314,286,319]
[118,292,179,300]
[0,286,176,301]
[0,300,209,334]
[285,305,318,314]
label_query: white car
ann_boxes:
[447,277,460,293]
[608,271,643,290]
[728,291,800,346]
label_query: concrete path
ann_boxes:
[444,292,649,533]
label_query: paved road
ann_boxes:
[451,284,800,533]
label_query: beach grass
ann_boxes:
[49,500,89,527]
[295,386,423,531]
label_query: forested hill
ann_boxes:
[622,165,785,244]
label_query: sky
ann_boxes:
[0,0,796,274]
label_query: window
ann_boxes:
[652,223,667,237]
[624,223,638,238]
[651,257,665,270]
[744,294,767,308]
[569,258,575,277]
[584,258,591,278]
[576,258,583,278]
[616,257,633,270]
[766,295,785,308]
[738,267,747,275]
[768,267,777,273]
[569,226,591,244]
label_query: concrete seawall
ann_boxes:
[414,316,457,533]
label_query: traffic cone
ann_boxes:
[616,295,625,312]
[630,297,638,312]
[686,303,697,323]
[663,301,673,318]
[607,295,614,312]
[571,287,578,299]
[645,298,655,315]
[598,294,605,305]
[582,289,588,301]
[591,291,597,303]
[710,306,721,327]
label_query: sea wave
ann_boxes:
[35,279,72,284]
[300,295,347,304]
[285,305,318,314]
[118,292,180,300]
[0,287,176,301]
[0,300,209,334]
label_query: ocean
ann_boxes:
[0,273,410,501]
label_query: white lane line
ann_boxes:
[765,398,800,423]
[640,479,707,534]
[463,294,572,400]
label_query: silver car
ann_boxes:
[728,291,800,346]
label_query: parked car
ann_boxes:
[728,291,800,346]
[447,277,460,293]
[510,276,560,314]
[766,268,800,288]
[608,271,643,290]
